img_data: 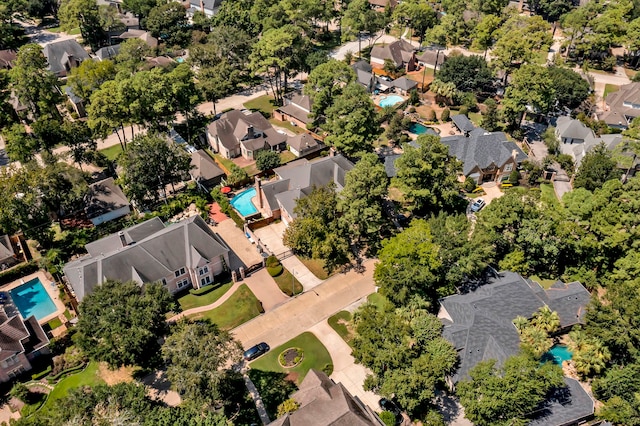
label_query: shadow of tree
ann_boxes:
[247,369,298,417]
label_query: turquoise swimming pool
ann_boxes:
[230,187,259,217]
[408,122,438,135]
[378,95,404,108]
[10,278,57,321]
[543,344,573,365]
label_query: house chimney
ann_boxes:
[200,0,205,13]
[247,125,255,139]
[118,231,126,247]
[512,149,517,161]
[255,176,263,209]
[329,147,336,157]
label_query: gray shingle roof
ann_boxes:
[94,44,121,61]
[392,77,417,91]
[451,114,475,133]
[352,60,372,73]
[439,271,589,383]
[64,216,229,301]
[370,40,415,67]
[42,39,90,75]
[288,133,322,154]
[208,109,287,152]
[441,127,527,176]
[601,82,640,127]
[0,235,14,263]
[84,177,129,220]
[190,150,225,182]
[527,377,594,426]
[556,116,593,141]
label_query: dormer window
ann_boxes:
[174,267,186,278]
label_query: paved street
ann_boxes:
[233,258,376,350]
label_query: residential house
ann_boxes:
[270,369,383,426]
[84,177,131,226]
[143,56,175,70]
[451,114,475,136]
[117,29,158,48]
[438,271,594,425]
[555,116,623,166]
[207,109,288,160]
[255,153,353,225]
[94,44,121,61]
[416,49,447,70]
[368,0,398,12]
[184,0,224,18]
[43,40,90,78]
[190,149,226,190]
[64,86,86,118]
[352,61,376,93]
[392,77,417,95]
[370,39,417,72]
[0,310,49,383]
[63,215,230,301]
[0,235,17,270]
[288,133,324,157]
[440,118,528,183]
[0,50,16,70]
[599,82,640,129]
[273,94,313,128]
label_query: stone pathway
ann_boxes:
[243,372,271,425]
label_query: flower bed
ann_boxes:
[278,347,304,368]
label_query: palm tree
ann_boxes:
[520,326,552,358]
[569,333,611,378]
[567,329,588,353]
[532,306,561,334]
[513,316,529,332]
[429,79,458,106]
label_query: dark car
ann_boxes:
[243,342,270,361]
[379,398,402,424]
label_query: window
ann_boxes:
[177,279,190,289]
[1,355,19,369]
[504,163,513,172]
[201,276,212,286]
[199,266,209,276]
[161,278,167,287]
[174,267,186,278]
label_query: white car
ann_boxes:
[470,198,486,212]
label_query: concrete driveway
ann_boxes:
[309,321,380,411]
[212,220,264,270]
[252,223,323,290]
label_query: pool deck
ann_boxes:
[1,270,66,325]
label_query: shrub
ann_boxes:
[255,299,264,314]
[10,383,29,403]
[509,169,520,185]
[255,150,281,171]
[458,106,469,116]
[380,411,396,426]
[408,89,420,106]
[31,365,52,380]
[322,363,334,376]
[267,265,283,277]
[426,108,437,122]
[441,107,450,122]
[266,255,280,268]
[277,399,300,417]
[464,178,476,193]
[189,285,216,296]
[0,261,39,286]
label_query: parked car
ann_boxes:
[379,398,402,424]
[243,342,270,361]
[470,198,486,212]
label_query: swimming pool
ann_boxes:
[542,344,573,365]
[408,122,438,136]
[10,278,57,321]
[378,95,405,108]
[230,187,259,217]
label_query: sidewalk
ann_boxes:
[232,259,376,349]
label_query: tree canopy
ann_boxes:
[304,59,356,119]
[573,143,619,191]
[75,280,175,368]
[436,55,493,94]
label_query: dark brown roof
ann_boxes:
[190,150,225,181]
[277,95,313,124]
[0,50,16,69]
[0,316,29,361]
[288,133,322,154]
[207,109,287,152]
[370,40,415,67]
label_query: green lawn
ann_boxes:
[269,118,305,134]
[68,27,81,35]
[328,311,354,346]
[99,144,123,161]
[243,163,260,177]
[189,284,262,330]
[63,309,73,320]
[244,95,277,117]
[298,257,330,280]
[367,292,392,311]
[249,332,333,385]
[529,275,557,289]
[177,282,233,311]
[247,370,297,419]
[604,84,620,98]
[280,150,296,164]
[272,268,303,297]
[40,362,103,412]
[47,317,62,330]
[212,153,236,173]
[540,183,559,207]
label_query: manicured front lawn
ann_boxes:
[540,183,559,207]
[41,361,103,412]
[367,292,392,311]
[249,332,333,385]
[604,83,620,98]
[272,268,303,296]
[328,311,354,346]
[189,284,262,330]
[99,144,123,161]
[298,257,330,280]
[177,282,233,311]
[244,95,277,117]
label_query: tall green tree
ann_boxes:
[9,44,60,118]
[324,82,378,158]
[76,280,175,368]
[547,66,590,111]
[58,0,108,50]
[341,0,386,55]
[501,64,555,128]
[392,135,463,214]
[67,59,116,102]
[146,2,190,47]
[117,133,192,207]
[573,143,618,191]
[436,55,493,94]
[338,153,388,253]
[480,98,500,131]
[304,59,356,119]
[162,320,243,406]
[3,123,39,163]
[392,0,437,44]
[458,353,564,426]
[87,79,130,147]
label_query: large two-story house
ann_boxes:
[207,109,288,160]
[370,39,417,72]
[599,82,640,129]
[43,39,90,78]
[63,216,230,301]
[0,310,49,383]
[555,116,623,166]
[441,115,528,184]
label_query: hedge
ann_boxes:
[267,265,283,277]
[31,365,52,381]
[0,261,39,286]
[189,284,217,296]
[46,363,86,384]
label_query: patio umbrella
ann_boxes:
[221,186,232,194]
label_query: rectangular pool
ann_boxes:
[10,278,58,321]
